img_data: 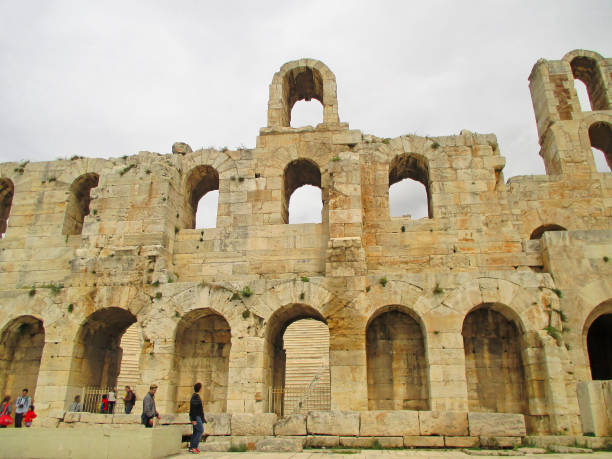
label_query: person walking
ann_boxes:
[68,395,83,412]
[142,384,160,428]
[14,388,31,428]
[0,396,12,428]
[123,386,136,414]
[188,382,207,454]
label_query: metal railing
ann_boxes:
[269,383,331,416]
[81,387,128,414]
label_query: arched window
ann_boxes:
[366,307,429,410]
[530,224,567,240]
[283,159,322,224]
[283,67,324,128]
[462,305,527,414]
[587,313,612,380]
[290,99,323,128]
[173,309,231,413]
[570,57,610,111]
[265,304,330,416]
[62,173,99,236]
[185,165,219,229]
[588,122,612,172]
[0,178,14,238]
[389,154,431,219]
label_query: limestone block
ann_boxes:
[230,435,265,450]
[419,410,468,436]
[200,440,231,452]
[80,412,113,424]
[403,435,445,447]
[360,410,419,436]
[274,414,306,436]
[468,413,526,437]
[205,413,232,436]
[112,414,141,424]
[340,437,374,448]
[374,436,404,448]
[480,436,522,448]
[332,131,361,145]
[255,437,302,452]
[577,380,609,436]
[172,142,192,155]
[231,413,276,436]
[63,412,81,423]
[305,435,339,448]
[445,436,479,447]
[307,410,359,436]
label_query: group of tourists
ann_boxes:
[0,383,207,453]
[0,388,37,428]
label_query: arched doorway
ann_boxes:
[366,307,429,410]
[462,304,527,413]
[587,313,612,380]
[265,304,330,415]
[0,316,45,400]
[173,309,231,413]
[68,308,137,393]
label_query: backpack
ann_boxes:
[131,391,137,403]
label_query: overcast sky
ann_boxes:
[1,1,610,225]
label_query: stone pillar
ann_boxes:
[426,331,469,411]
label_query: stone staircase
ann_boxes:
[117,324,140,389]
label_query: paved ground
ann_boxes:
[167,450,612,458]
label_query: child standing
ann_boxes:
[100,394,109,413]
[24,405,36,427]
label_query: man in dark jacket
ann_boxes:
[188,382,206,454]
[142,384,160,428]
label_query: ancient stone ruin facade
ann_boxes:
[0,50,611,438]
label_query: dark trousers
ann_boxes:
[14,413,23,428]
[125,403,134,414]
[190,416,204,449]
[108,401,115,414]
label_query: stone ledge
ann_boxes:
[307,410,359,436]
[360,410,419,436]
[468,413,526,437]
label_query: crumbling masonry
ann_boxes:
[0,50,611,438]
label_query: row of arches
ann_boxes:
[2,299,611,416]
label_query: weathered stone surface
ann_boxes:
[468,413,526,437]
[403,435,445,447]
[360,410,419,436]
[339,436,374,448]
[307,410,359,436]
[464,450,525,456]
[481,436,522,448]
[63,412,81,423]
[255,437,302,452]
[548,445,593,453]
[419,410,468,436]
[80,413,112,424]
[231,413,276,436]
[445,436,479,448]
[172,142,192,155]
[274,414,306,436]
[205,413,231,436]
[305,435,339,448]
[517,447,547,454]
[200,440,231,452]
[112,414,141,424]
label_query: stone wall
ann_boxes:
[0,50,611,437]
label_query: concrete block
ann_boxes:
[307,410,359,436]
[468,412,526,437]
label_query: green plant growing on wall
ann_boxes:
[604,256,609,262]
[242,309,250,319]
[67,303,74,313]
[230,292,241,301]
[154,292,162,300]
[431,141,440,150]
[28,288,36,297]
[379,277,388,287]
[552,288,563,298]
[544,325,562,346]
[300,276,309,282]
[299,292,305,300]
[433,283,444,294]
[241,286,252,298]
[119,164,136,176]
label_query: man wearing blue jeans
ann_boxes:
[188,382,206,454]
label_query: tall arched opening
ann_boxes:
[173,309,231,413]
[366,306,429,410]
[0,178,14,238]
[588,122,612,172]
[0,316,45,400]
[265,304,330,415]
[62,173,99,236]
[462,304,528,413]
[570,56,610,111]
[586,312,612,380]
[184,165,220,229]
[68,308,137,392]
[389,153,431,219]
[283,159,322,224]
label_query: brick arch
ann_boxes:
[267,59,339,128]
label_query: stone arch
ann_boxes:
[581,298,612,381]
[183,165,219,229]
[67,307,137,392]
[588,121,612,171]
[388,153,432,218]
[62,173,99,236]
[267,59,339,128]
[283,158,322,224]
[530,224,567,240]
[519,207,583,241]
[562,50,611,112]
[0,315,45,401]
[0,177,14,238]
[365,304,429,410]
[462,303,528,414]
[172,308,231,413]
[264,302,329,415]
